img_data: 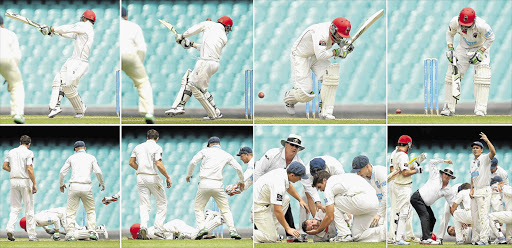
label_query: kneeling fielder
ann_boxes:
[489,177,512,244]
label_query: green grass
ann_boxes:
[122,238,253,248]
[122,117,253,124]
[256,241,386,247]
[0,238,119,248]
[388,114,512,124]
[0,115,119,124]
[255,117,385,124]
[388,241,503,247]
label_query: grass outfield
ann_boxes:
[122,117,253,124]
[255,117,385,124]
[389,241,503,247]
[256,241,386,247]
[388,114,512,124]
[122,238,253,248]
[0,238,119,248]
[0,115,119,124]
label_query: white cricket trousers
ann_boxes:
[454,209,472,242]
[35,212,62,231]
[388,181,415,241]
[189,59,219,92]
[121,53,154,115]
[0,57,24,116]
[137,174,167,232]
[334,193,383,242]
[471,187,491,243]
[290,53,330,93]
[65,184,96,236]
[194,180,236,232]
[489,211,512,241]
[394,183,413,241]
[253,199,290,243]
[6,179,36,238]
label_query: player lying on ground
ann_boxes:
[301,210,350,242]
[130,210,223,240]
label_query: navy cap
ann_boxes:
[236,147,252,156]
[122,7,127,17]
[490,176,503,186]
[74,141,85,149]
[288,161,308,179]
[471,141,484,149]
[351,155,370,173]
[0,16,3,25]
[490,157,498,169]
[207,136,220,147]
[309,158,326,176]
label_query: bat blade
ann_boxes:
[387,156,418,182]
[452,58,461,101]
[5,11,42,28]
[158,19,178,35]
[347,9,384,45]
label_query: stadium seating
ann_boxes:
[255,0,386,105]
[121,0,253,110]
[388,0,511,104]
[0,139,120,231]
[1,1,119,109]
[122,129,253,229]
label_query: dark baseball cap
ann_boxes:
[471,141,484,149]
[351,155,370,173]
[309,157,326,176]
[288,161,308,179]
[490,176,503,186]
[490,157,498,169]
[122,7,127,17]
[236,147,252,156]
[207,136,220,147]
[74,141,85,149]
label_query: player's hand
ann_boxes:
[100,183,105,191]
[446,47,455,63]
[315,202,326,213]
[491,183,501,192]
[468,49,484,65]
[444,159,453,164]
[32,184,37,194]
[186,176,192,183]
[166,177,172,188]
[469,188,474,198]
[237,182,245,191]
[306,228,320,235]
[60,184,66,193]
[479,132,489,142]
[415,163,423,174]
[286,228,301,237]
[39,25,53,36]
[339,44,354,58]
[370,214,380,228]
[299,200,310,215]
[345,213,353,223]
[462,223,468,229]
[175,34,184,44]
[180,39,194,49]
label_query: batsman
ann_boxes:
[442,7,495,116]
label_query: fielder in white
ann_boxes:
[237,146,254,190]
[284,17,354,120]
[120,7,155,124]
[490,158,509,212]
[489,177,512,244]
[186,136,244,239]
[442,7,495,116]
[129,129,172,240]
[253,163,310,243]
[469,132,496,245]
[165,16,233,120]
[450,183,473,244]
[0,16,25,124]
[38,10,96,118]
[59,141,104,241]
[3,135,37,241]
[308,172,385,242]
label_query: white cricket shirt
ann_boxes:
[253,168,289,206]
[501,185,512,211]
[59,150,104,187]
[323,174,376,206]
[370,165,387,217]
[187,145,244,184]
[291,22,335,60]
[131,140,163,175]
[120,18,146,55]
[0,27,21,61]
[307,156,345,176]
[491,166,509,185]
[53,21,94,61]
[183,21,227,61]
[389,148,412,185]
[446,16,494,50]
[253,147,302,182]
[243,157,254,189]
[470,153,492,190]
[453,189,471,210]
[418,159,453,206]
[4,145,33,179]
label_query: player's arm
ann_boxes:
[307,204,334,235]
[134,26,147,62]
[182,21,207,38]
[242,164,253,190]
[302,173,322,215]
[450,201,459,215]
[2,161,10,172]
[128,157,138,170]
[311,31,334,60]
[27,164,37,194]
[480,132,496,160]
[469,177,474,198]
[52,23,85,35]
[186,151,204,182]
[156,160,171,188]
[92,158,105,191]
[287,184,310,214]
[373,173,387,227]
[446,17,458,47]
[253,151,273,182]
[59,160,71,192]
[479,22,495,50]
[273,204,300,237]
[228,158,245,190]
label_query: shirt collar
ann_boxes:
[210,144,221,148]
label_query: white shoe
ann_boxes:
[284,103,295,115]
[320,114,335,120]
[89,230,99,241]
[420,238,440,245]
[395,239,410,245]
[440,108,455,116]
[329,234,353,242]
[203,112,222,121]
[48,107,63,118]
[97,224,108,239]
[165,106,185,117]
[74,105,87,118]
[475,110,486,116]
[13,115,25,124]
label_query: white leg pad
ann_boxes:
[171,69,193,108]
[190,83,217,118]
[284,88,315,104]
[443,66,457,112]
[62,85,85,114]
[320,64,339,116]
[474,65,491,115]
[205,215,223,233]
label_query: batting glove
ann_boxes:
[416,153,427,164]
[415,163,423,174]
[446,47,455,63]
[180,39,194,49]
[469,49,484,65]
[39,25,53,36]
[175,34,184,44]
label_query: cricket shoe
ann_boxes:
[97,224,108,239]
[474,240,489,245]
[440,108,455,116]
[475,110,486,116]
[419,238,440,245]
[165,106,185,117]
[195,228,208,240]
[154,232,166,239]
[66,236,76,241]
[7,232,15,241]
[395,239,411,245]
[277,235,284,241]
[52,233,61,241]
[284,103,295,115]
[405,236,419,242]
[493,237,507,244]
[138,227,149,240]
[29,237,39,241]
[296,234,308,242]
[75,105,87,118]
[320,114,335,120]
[48,107,63,118]
[330,234,353,242]
[90,230,99,241]
[203,112,223,121]
[230,230,242,240]
[455,240,465,245]
[13,115,25,124]
[145,114,155,124]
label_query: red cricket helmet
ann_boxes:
[218,16,233,33]
[130,223,141,239]
[458,7,475,26]
[20,217,27,232]
[398,135,413,147]
[82,10,96,24]
[330,17,351,43]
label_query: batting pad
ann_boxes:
[62,85,85,113]
[321,63,340,116]
[474,65,491,114]
[171,69,193,108]
[190,83,217,118]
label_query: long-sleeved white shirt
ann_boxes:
[53,21,94,61]
[59,150,104,188]
[187,145,244,186]
[35,207,66,230]
[291,22,334,60]
[446,16,494,50]
[453,189,471,210]
[0,27,21,63]
[4,145,34,179]
[471,153,492,190]
[501,185,512,211]
[418,159,453,206]
[120,18,146,56]
[491,166,509,185]
[370,165,387,218]
[253,168,289,206]
[389,148,412,185]
[183,21,227,61]
[131,140,163,176]
[243,157,254,189]
[323,174,376,206]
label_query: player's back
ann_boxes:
[120,19,145,55]
[196,21,227,60]
[66,151,98,184]
[7,146,33,179]
[197,146,236,180]
[132,140,162,175]
[327,173,376,196]
[291,22,331,58]
[0,28,20,59]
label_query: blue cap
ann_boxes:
[351,155,370,173]
[236,147,252,156]
[0,16,3,25]
[309,158,326,176]
[490,176,503,186]
[74,141,85,149]
[490,157,498,169]
[122,7,127,17]
[207,136,220,147]
[288,161,308,179]
[471,141,484,149]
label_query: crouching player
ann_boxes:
[489,176,512,244]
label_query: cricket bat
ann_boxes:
[451,57,461,101]
[346,9,384,46]
[387,156,418,182]
[158,19,178,35]
[5,11,43,29]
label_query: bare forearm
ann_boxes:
[274,206,291,230]
[2,162,10,172]
[128,160,138,170]
[156,161,170,179]
[306,193,316,217]
[27,166,36,186]
[286,184,301,202]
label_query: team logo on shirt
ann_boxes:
[324,198,328,204]
[473,32,478,38]
[319,41,326,46]
[276,194,283,201]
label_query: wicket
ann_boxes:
[211,199,223,238]
[424,58,439,115]
[305,73,321,118]
[116,70,120,117]
[244,69,253,119]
